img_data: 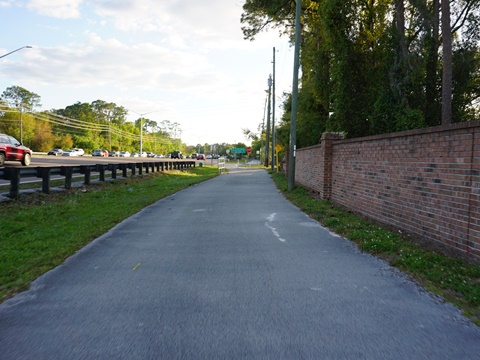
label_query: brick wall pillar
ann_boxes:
[320,132,344,200]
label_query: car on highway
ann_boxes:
[62,149,79,156]
[92,149,108,157]
[47,148,63,156]
[74,148,85,156]
[171,150,183,159]
[0,133,32,166]
[196,154,206,160]
[119,151,130,157]
[109,151,120,157]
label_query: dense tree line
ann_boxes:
[0,86,184,154]
[242,0,480,149]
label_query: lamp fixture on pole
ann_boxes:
[0,46,32,59]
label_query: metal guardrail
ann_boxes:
[0,160,196,199]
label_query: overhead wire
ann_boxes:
[1,106,176,145]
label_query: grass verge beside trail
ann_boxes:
[271,172,480,326]
[0,167,219,302]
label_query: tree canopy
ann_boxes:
[242,0,480,149]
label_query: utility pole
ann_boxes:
[271,47,276,172]
[262,95,267,164]
[265,74,272,167]
[288,0,302,191]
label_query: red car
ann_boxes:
[196,154,206,160]
[0,133,32,166]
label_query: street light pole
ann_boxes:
[131,110,158,155]
[0,46,32,59]
[140,117,144,154]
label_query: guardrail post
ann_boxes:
[137,163,143,175]
[61,166,73,189]
[108,164,117,179]
[129,163,136,177]
[5,168,21,199]
[97,164,106,181]
[81,165,91,185]
[144,162,149,174]
[36,167,51,194]
[119,164,128,177]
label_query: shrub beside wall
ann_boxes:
[295,122,480,260]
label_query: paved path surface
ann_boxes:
[1,167,479,359]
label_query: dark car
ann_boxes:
[0,133,32,166]
[92,149,108,157]
[196,154,206,160]
[171,150,183,159]
[47,148,63,156]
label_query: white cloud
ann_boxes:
[27,0,83,19]
[90,0,246,49]
[17,32,222,93]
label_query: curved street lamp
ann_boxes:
[0,46,32,59]
[130,110,159,155]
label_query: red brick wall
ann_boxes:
[295,121,480,259]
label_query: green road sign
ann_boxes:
[231,148,246,154]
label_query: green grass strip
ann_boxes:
[271,172,480,326]
[0,167,219,302]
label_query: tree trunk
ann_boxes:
[425,0,441,126]
[441,0,452,125]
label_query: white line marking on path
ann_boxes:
[265,213,286,242]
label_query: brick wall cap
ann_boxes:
[334,120,480,145]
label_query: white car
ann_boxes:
[74,148,84,156]
[62,149,78,156]
[119,151,130,157]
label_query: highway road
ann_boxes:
[3,154,200,167]
[0,155,208,188]
[1,167,479,359]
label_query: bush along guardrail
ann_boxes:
[0,160,196,199]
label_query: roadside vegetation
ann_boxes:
[271,172,480,326]
[0,167,218,303]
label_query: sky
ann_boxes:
[0,0,295,146]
